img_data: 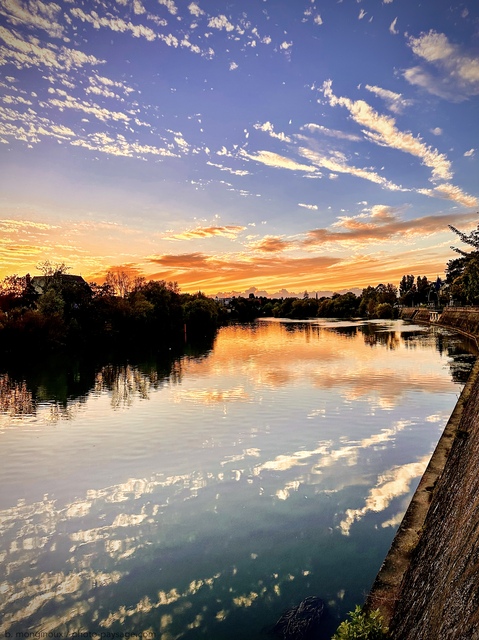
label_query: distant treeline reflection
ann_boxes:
[0,323,475,419]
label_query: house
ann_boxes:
[31,274,91,295]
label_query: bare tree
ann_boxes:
[105,269,134,297]
[36,260,71,276]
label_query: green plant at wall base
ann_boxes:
[332,606,388,639]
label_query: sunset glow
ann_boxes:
[1,0,478,295]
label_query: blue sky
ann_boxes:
[0,0,478,295]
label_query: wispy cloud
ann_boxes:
[298,203,318,211]
[365,84,412,114]
[254,121,291,142]
[207,161,250,176]
[417,183,478,208]
[404,30,479,100]
[322,80,452,182]
[0,26,105,71]
[0,0,65,38]
[239,149,317,173]
[165,226,246,241]
[303,210,478,248]
[70,8,157,41]
[389,17,398,35]
[71,132,178,160]
[298,146,407,192]
[248,236,293,252]
[300,123,362,142]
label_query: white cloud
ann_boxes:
[207,161,250,176]
[229,61,238,71]
[301,123,362,142]
[365,84,412,114]
[358,9,367,20]
[280,41,293,50]
[188,2,204,17]
[389,17,398,35]
[48,91,130,123]
[299,146,407,192]
[464,148,475,157]
[314,15,323,26]
[322,80,453,182]
[430,127,443,136]
[71,132,178,159]
[339,457,429,535]
[254,121,291,142]
[418,183,477,208]
[70,8,157,41]
[239,149,317,173]
[158,0,178,15]
[0,26,105,71]
[208,15,235,32]
[298,203,318,210]
[0,0,64,38]
[158,32,179,47]
[405,30,479,100]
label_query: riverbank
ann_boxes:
[367,308,479,638]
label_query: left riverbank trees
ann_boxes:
[0,267,225,355]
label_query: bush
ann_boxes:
[375,303,394,319]
[332,606,388,639]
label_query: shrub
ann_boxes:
[332,606,388,639]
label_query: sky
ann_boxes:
[0,0,478,297]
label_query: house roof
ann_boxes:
[31,274,90,293]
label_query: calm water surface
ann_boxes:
[0,319,476,639]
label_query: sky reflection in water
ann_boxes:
[0,319,475,639]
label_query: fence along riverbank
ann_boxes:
[366,307,479,638]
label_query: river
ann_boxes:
[0,318,476,639]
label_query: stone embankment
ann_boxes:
[367,307,479,639]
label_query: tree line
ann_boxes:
[0,221,477,353]
[0,261,224,355]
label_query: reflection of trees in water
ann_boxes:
[0,375,34,416]
[0,339,215,417]
[328,326,358,339]
[94,361,184,408]
[364,331,401,350]
[441,334,478,384]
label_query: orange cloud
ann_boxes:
[147,252,341,292]
[165,225,246,241]
[248,236,293,252]
[304,211,478,247]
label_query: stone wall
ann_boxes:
[368,309,479,638]
[439,307,479,339]
[387,358,479,639]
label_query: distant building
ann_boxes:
[215,297,232,307]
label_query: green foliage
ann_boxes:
[183,296,219,334]
[332,606,388,640]
[375,303,394,319]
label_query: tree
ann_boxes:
[36,260,71,277]
[105,269,134,298]
[399,275,415,297]
[447,221,479,303]
[449,220,479,255]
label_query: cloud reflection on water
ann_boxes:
[0,320,474,635]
